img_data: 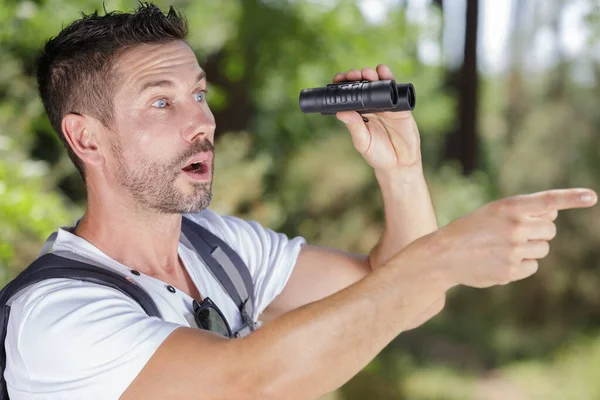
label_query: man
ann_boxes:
[2,3,596,400]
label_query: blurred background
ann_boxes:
[1,0,600,398]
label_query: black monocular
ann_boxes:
[299,80,415,115]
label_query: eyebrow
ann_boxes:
[138,71,207,94]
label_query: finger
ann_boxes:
[336,111,371,154]
[536,210,558,221]
[376,64,395,80]
[516,240,551,261]
[332,72,346,83]
[501,188,597,216]
[376,110,414,120]
[361,67,379,82]
[346,69,362,82]
[509,259,539,282]
[336,110,364,124]
[512,219,557,242]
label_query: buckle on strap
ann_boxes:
[233,298,259,339]
[240,298,257,329]
[234,325,252,338]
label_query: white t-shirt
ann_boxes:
[4,209,305,400]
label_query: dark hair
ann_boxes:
[36,2,188,179]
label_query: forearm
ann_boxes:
[369,165,438,269]
[124,246,450,400]
[241,250,449,399]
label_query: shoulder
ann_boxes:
[183,208,298,252]
[5,279,179,398]
[184,208,261,237]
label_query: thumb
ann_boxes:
[336,111,371,155]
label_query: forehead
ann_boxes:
[114,41,203,91]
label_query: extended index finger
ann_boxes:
[509,188,597,215]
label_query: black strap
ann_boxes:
[181,217,257,333]
[1,305,10,400]
[0,253,161,400]
[0,254,162,317]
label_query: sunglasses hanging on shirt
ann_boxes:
[192,297,233,338]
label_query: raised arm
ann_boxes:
[263,65,438,320]
[122,188,596,400]
[334,65,439,269]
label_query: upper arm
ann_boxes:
[5,280,180,399]
[121,327,248,400]
[261,245,372,322]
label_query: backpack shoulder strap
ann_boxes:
[0,253,161,317]
[0,253,161,400]
[181,216,258,337]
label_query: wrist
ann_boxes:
[374,164,428,200]
[374,163,425,186]
[393,233,458,293]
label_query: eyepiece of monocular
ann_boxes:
[299,80,415,115]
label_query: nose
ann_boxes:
[182,103,216,144]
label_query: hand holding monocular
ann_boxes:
[299,80,415,115]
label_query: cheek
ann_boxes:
[119,110,176,157]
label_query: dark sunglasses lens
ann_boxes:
[197,307,230,337]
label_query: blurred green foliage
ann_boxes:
[1,0,600,398]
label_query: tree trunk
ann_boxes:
[443,0,479,175]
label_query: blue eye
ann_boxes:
[193,91,206,103]
[152,99,168,108]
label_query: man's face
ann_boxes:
[106,41,216,214]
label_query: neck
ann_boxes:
[74,184,184,277]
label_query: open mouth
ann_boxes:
[182,161,207,174]
[181,153,212,182]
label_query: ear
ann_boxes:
[61,113,105,167]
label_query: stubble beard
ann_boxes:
[112,139,215,214]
